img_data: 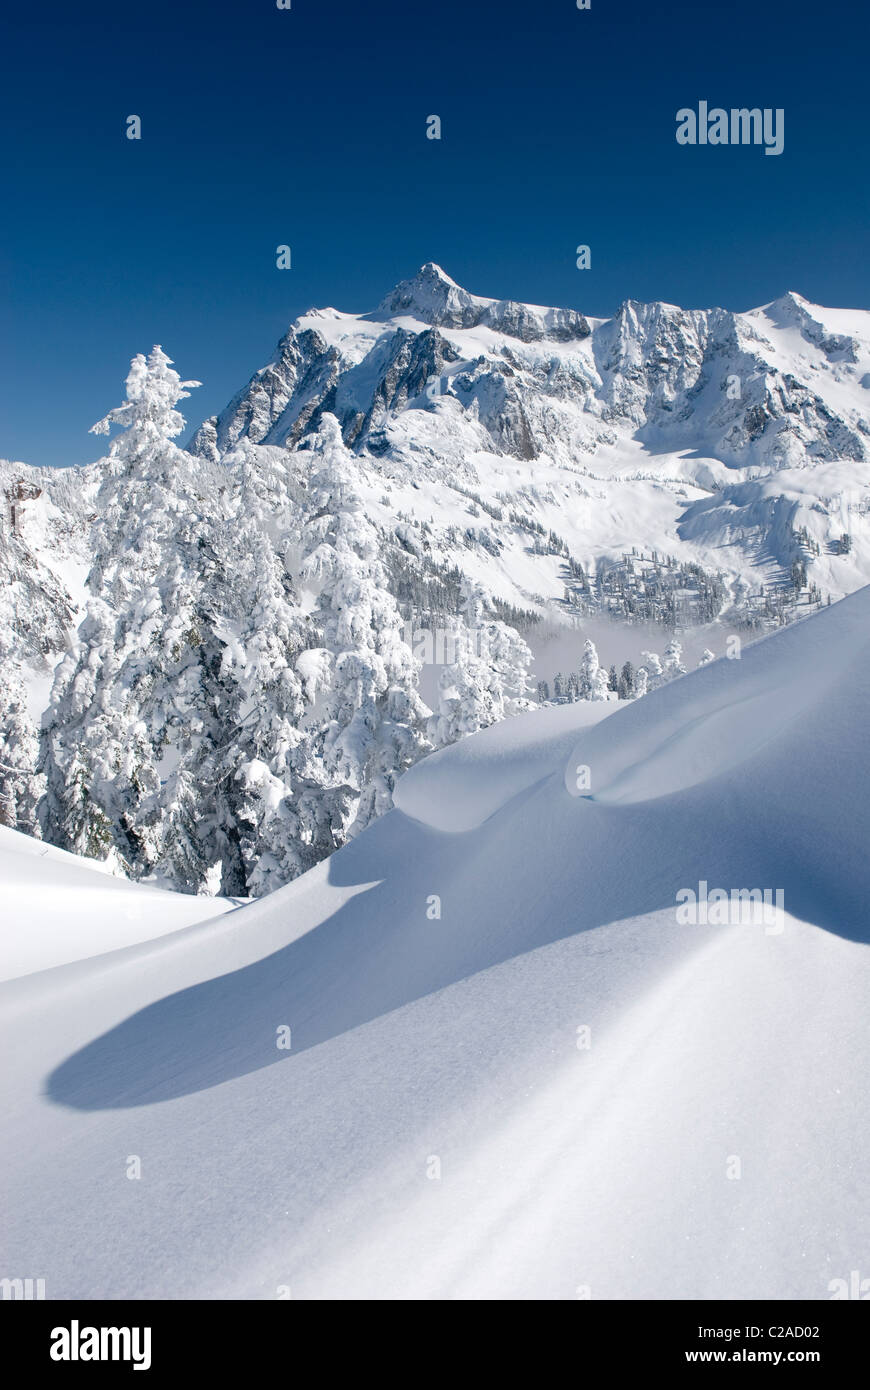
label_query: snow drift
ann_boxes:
[1,585,868,1298]
[0,826,236,983]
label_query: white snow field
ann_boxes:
[1,586,869,1300]
[0,827,237,983]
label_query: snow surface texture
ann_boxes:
[0,827,237,983]
[1,585,868,1298]
[3,267,870,899]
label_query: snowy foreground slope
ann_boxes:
[1,587,869,1299]
[0,828,237,984]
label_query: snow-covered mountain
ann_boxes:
[2,582,868,1298]
[191,263,870,618]
[2,266,869,895]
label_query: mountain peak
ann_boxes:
[374,263,479,327]
[775,289,810,313]
[417,262,461,288]
[371,263,590,342]
[761,289,814,320]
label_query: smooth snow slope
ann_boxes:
[1,589,869,1299]
[0,827,237,983]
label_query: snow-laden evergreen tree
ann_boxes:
[663,637,686,678]
[48,388,358,897]
[0,681,43,834]
[536,678,550,703]
[90,345,201,471]
[0,507,72,840]
[429,631,497,741]
[200,503,353,897]
[618,660,635,700]
[429,579,535,745]
[41,349,222,881]
[697,648,715,667]
[634,665,649,698]
[293,416,431,837]
[578,638,609,701]
[41,597,160,873]
[641,650,663,690]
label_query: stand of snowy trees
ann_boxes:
[31,349,535,896]
[4,346,733,894]
[543,633,717,707]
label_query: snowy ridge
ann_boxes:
[2,585,868,1297]
[189,266,870,636]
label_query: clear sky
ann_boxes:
[1,0,867,468]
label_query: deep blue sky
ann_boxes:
[1,0,867,468]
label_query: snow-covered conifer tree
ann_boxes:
[41,350,221,882]
[90,346,201,473]
[429,580,535,746]
[663,637,686,678]
[618,660,635,700]
[641,650,663,690]
[294,416,431,837]
[578,638,609,701]
[202,504,353,896]
[0,684,42,834]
